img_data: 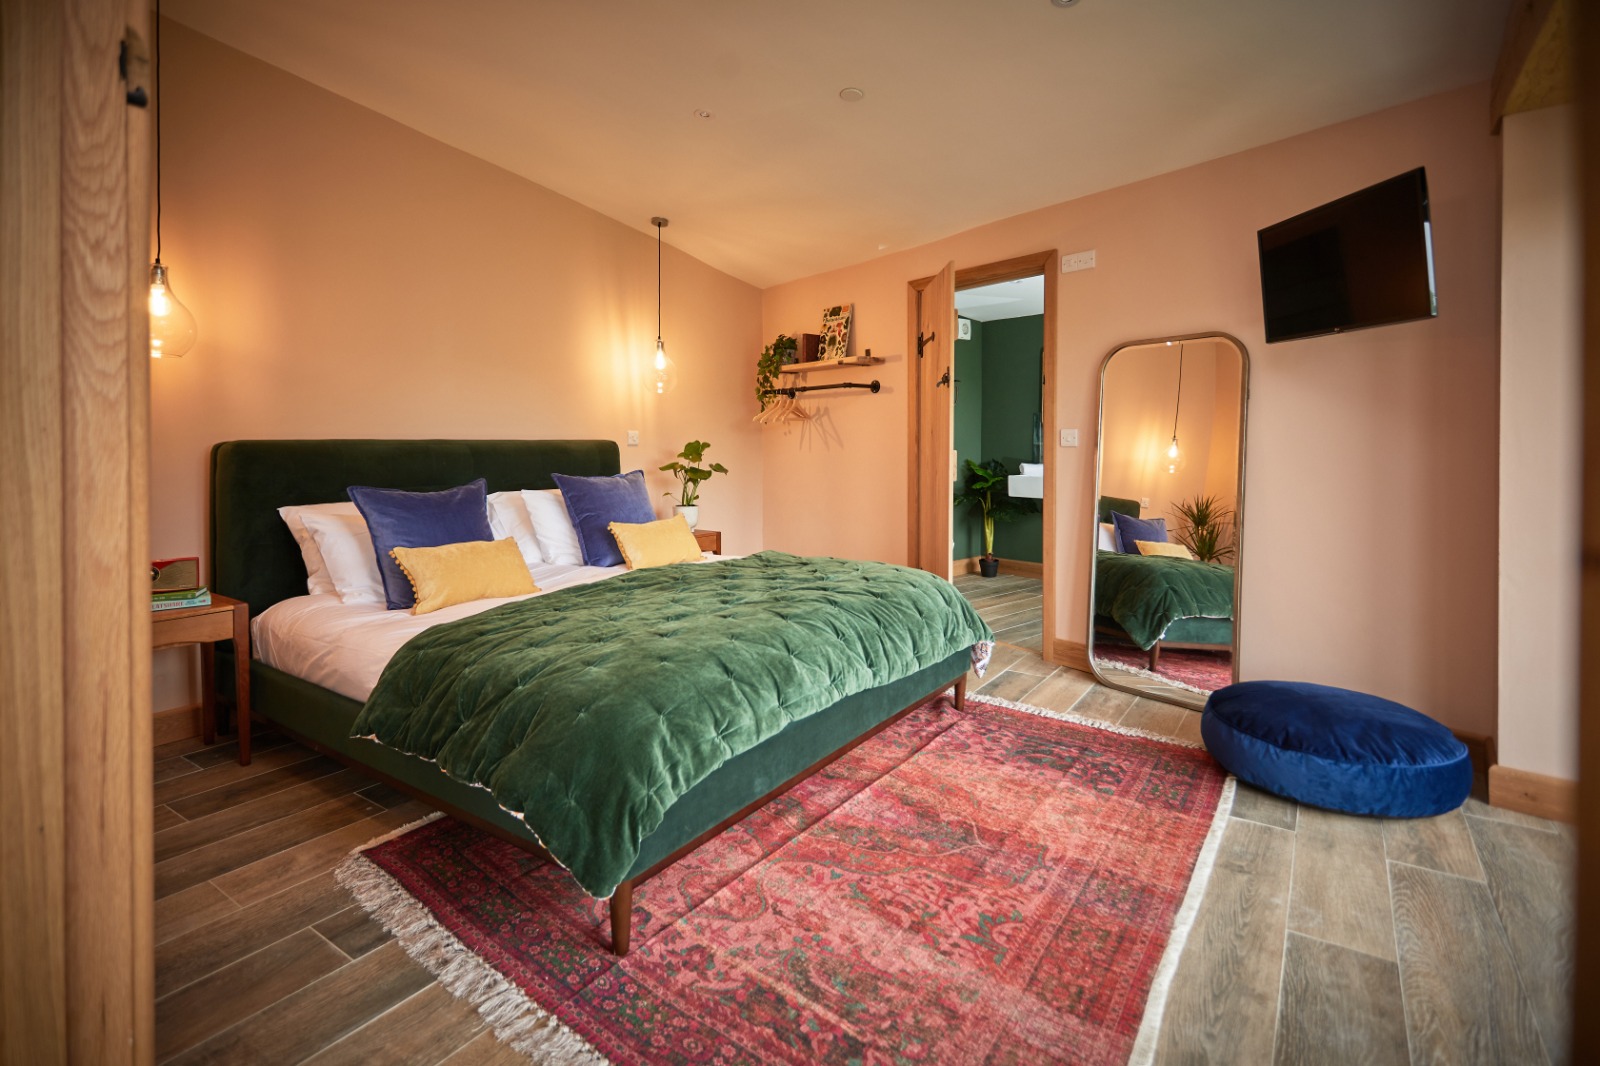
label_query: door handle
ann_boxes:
[936,369,951,388]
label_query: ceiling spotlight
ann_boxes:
[839,87,865,103]
[1051,0,1080,7]
[694,109,712,119]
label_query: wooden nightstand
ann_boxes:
[693,529,722,555]
[152,593,252,765]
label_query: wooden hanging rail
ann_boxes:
[761,380,881,399]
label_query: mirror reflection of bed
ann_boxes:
[1090,334,1247,710]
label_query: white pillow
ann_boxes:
[300,510,384,604]
[1097,522,1120,552]
[487,490,544,569]
[521,488,584,566]
[278,501,363,596]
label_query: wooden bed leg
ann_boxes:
[954,674,968,711]
[610,880,633,956]
[1148,643,1161,671]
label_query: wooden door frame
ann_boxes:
[908,250,1060,661]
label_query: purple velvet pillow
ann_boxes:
[550,470,655,568]
[1110,511,1168,556]
[347,479,495,610]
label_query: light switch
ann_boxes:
[1061,250,1096,273]
[1140,497,1150,509]
[626,430,640,446]
[1060,429,1079,447]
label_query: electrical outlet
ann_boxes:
[626,430,639,446]
[1061,250,1096,273]
[1140,497,1150,509]
[1060,429,1079,447]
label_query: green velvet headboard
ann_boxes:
[210,439,621,619]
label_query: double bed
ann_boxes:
[210,439,989,955]
[1093,550,1234,669]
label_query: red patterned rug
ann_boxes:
[1093,642,1233,694]
[337,693,1231,1065]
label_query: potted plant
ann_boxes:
[755,334,798,409]
[1170,495,1236,563]
[953,458,1038,577]
[660,440,727,530]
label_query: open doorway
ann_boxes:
[906,251,1062,663]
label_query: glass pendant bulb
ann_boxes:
[1166,435,1182,475]
[148,261,197,359]
[651,337,678,395]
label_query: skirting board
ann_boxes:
[1488,764,1576,823]
[955,556,1044,579]
[1050,638,1091,673]
[153,702,202,746]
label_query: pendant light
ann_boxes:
[1165,341,1184,475]
[148,0,198,359]
[649,217,677,395]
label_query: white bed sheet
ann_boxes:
[252,560,629,702]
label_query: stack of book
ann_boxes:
[152,585,212,612]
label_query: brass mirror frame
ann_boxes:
[1088,331,1251,709]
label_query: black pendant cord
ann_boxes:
[655,220,662,344]
[154,0,162,264]
[1171,342,1185,441]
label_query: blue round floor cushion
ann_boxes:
[1201,681,1472,817]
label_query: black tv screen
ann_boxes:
[1258,167,1436,343]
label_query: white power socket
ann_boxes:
[1061,250,1096,273]
[1060,429,1079,447]
[626,430,639,446]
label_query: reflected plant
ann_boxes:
[1170,495,1236,563]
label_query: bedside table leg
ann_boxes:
[234,602,252,766]
[199,642,217,745]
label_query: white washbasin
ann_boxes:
[1008,474,1044,499]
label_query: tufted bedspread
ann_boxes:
[350,551,993,897]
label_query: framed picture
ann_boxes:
[819,304,852,361]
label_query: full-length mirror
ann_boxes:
[1089,333,1248,709]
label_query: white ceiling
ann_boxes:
[164,0,1511,289]
[957,276,1045,322]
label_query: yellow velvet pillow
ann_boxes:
[1136,539,1194,560]
[608,515,704,570]
[389,538,539,615]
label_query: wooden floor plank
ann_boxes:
[1172,711,1204,746]
[166,752,346,821]
[1289,806,1395,961]
[211,800,434,909]
[156,872,356,998]
[154,743,329,807]
[182,731,288,769]
[437,1029,535,1066]
[156,927,348,1062]
[1390,861,1548,1065]
[313,905,395,960]
[1273,932,1408,1065]
[1230,784,1298,832]
[1466,813,1574,1062]
[303,984,487,1066]
[1155,819,1294,1065]
[1462,797,1570,835]
[1011,669,1094,715]
[1066,686,1136,725]
[1119,697,1186,736]
[153,804,187,832]
[164,940,435,1066]
[154,733,212,760]
[1005,647,1058,677]
[154,793,384,900]
[1382,810,1484,881]
[155,766,374,864]
[975,668,1049,703]
[153,755,202,784]
[356,781,412,810]
[154,881,242,947]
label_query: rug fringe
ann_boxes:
[335,850,609,1065]
[1125,774,1238,1066]
[1091,657,1216,697]
[969,691,1207,749]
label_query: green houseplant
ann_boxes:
[755,334,798,409]
[953,459,1038,577]
[660,440,727,531]
[1170,494,1236,563]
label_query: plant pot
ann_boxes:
[674,505,699,530]
[978,556,1000,578]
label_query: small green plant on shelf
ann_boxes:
[1170,494,1236,563]
[755,334,798,409]
[953,459,1038,577]
[660,439,728,507]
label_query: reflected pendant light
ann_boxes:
[649,216,677,395]
[1166,341,1184,474]
[149,0,197,359]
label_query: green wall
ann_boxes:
[950,314,1044,564]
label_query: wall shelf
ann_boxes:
[778,355,883,375]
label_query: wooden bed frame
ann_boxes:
[209,439,973,955]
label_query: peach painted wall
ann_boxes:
[1498,106,1580,781]
[150,22,762,711]
[762,84,1502,736]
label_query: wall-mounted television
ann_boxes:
[1257,167,1437,344]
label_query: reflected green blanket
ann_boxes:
[1095,550,1234,649]
[351,552,992,897]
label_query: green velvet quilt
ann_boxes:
[350,552,992,897]
[1095,550,1234,649]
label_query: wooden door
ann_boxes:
[1,0,154,1061]
[909,262,956,578]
